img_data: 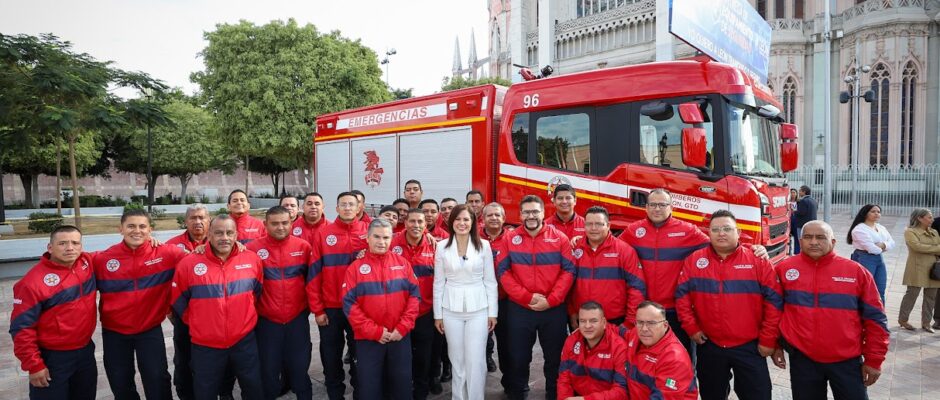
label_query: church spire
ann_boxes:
[452,36,463,74]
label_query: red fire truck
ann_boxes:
[314,58,798,261]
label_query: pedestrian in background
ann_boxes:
[898,208,940,333]
[788,188,798,255]
[848,204,895,305]
[792,185,817,255]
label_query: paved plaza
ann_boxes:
[1,212,939,399]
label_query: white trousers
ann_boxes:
[442,308,489,400]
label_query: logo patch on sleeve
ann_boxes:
[665,378,678,390]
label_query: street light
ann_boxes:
[840,63,874,214]
[142,87,154,213]
[380,48,396,87]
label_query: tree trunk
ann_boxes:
[0,162,6,224]
[179,174,192,204]
[147,175,156,208]
[55,143,62,215]
[68,134,81,229]
[271,173,279,197]
[18,173,39,208]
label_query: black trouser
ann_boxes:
[102,325,172,400]
[505,302,568,399]
[171,314,235,400]
[697,340,771,400]
[318,308,357,400]
[666,308,696,364]
[411,313,435,400]
[494,298,512,390]
[191,332,264,400]
[357,336,413,400]
[785,344,868,400]
[30,341,97,400]
[430,328,450,378]
[256,313,313,400]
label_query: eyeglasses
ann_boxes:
[338,202,358,209]
[635,320,667,328]
[521,210,542,216]
[709,226,736,234]
[647,202,671,209]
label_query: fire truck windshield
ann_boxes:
[727,101,783,177]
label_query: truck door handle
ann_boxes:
[630,191,648,207]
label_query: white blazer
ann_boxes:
[433,238,499,319]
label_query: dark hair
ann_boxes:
[441,197,458,205]
[337,191,358,202]
[210,213,234,228]
[584,206,609,222]
[465,190,483,201]
[265,206,290,218]
[638,300,666,319]
[519,194,544,208]
[710,209,736,223]
[800,185,811,195]
[303,192,323,203]
[419,199,439,210]
[392,198,409,206]
[445,204,482,251]
[350,189,365,201]
[553,184,576,198]
[847,204,880,244]
[278,194,298,204]
[579,300,605,316]
[227,189,247,203]
[50,225,82,241]
[379,205,398,215]
[121,209,151,224]
[404,179,423,190]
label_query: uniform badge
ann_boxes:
[665,378,678,390]
[573,341,581,355]
[511,236,523,245]
[359,264,372,274]
[573,249,583,259]
[194,263,208,276]
[43,273,60,287]
[176,243,186,250]
[635,227,646,238]
[392,246,403,255]
[785,268,800,281]
[696,258,709,269]
[293,227,302,236]
[326,235,338,246]
[106,259,121,272]
[257,249,269,260]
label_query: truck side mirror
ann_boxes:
[780,123,799,172]
[681,127,708,169]
[678,103,705,124]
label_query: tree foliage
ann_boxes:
[440,75,512,91]
[391,87,413,100]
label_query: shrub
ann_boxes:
[150,208,167,220]
[176,215,186,229]
[215,207,228,216]
[27,212,63,233]
[124,202,145,213]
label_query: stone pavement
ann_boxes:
[1,212,938,399]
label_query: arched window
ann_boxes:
[794,0,804,19]
[869,64,890,167]
[846,68,856,165]
[782,77,797,124]
[900,61,917,167]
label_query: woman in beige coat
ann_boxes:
[899,208,940,333]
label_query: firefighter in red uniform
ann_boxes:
[228,189,266,243]
[544,184,586,240]
[421,199,450,241]
[306,191,368,400]
[167,204,210,251]
[438,197,458,233]
[247,206,314,400]
[94,210,187,399]
[378,205,402,233]
[481,202,512,384]
[624,301,698,400]
[569,206,646,330]
[343,218,421,400]
[404,179,424,209]
[292,192,330,246]
[557,301,628,400]
[497,195,576,400]
[675,210,782,400]
[770,221,889,400]
[390,208,437,399]
[10,226,97,400]
[279,194,300,222]
[393,198,410,233]
[171,214,265,400]
[466,190,485,223]
[351,189,372,224]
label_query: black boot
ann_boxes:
[440,363,452,383]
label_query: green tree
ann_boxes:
[391,87,413,100]
[192,19,391,173]
[440,75,512,91]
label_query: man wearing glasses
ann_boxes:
[675,210,782,399]
[306,191,368,399]
[623,301,697,399]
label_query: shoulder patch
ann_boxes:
[194,263,208,276]
[292,227,303,236]
[257,249,269,260]
[696,257,709,269]
[785,268,799,281]
[325,235,338,246]
[43,273,60,287]
[635,227,646,238]
[359,264,371,275]
[106,259,121,272]
[511,235,523,245]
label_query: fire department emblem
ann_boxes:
[392,246,403,255]
[573,249,583,259]
[363,150,384,188]
[785,268,800,281]
[359,264,372,275]
[573,341,581,355]
[635,227,646,238]
[512,236,523,245]
[293,227,302,236]
[326,235,338,246]
[194,263,208,276]
[176,243,186,250]
[696,258,709,269]
[42,273,60,287]
[106,259,121,272]
[257,249,269,260]
[546,175,572,197]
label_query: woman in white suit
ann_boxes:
[433,204,499,400]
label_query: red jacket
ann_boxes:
[231,212,266,243]
[568,234,647,328]
[357,213,373,224]
[291,216,330,246]
[166,231,207,252]
[306,218,368,316]
[619,217,708,309]
[247,235,311,324]
[342,252,420,341]
[545,213,586,240]
[623,327,698,400]
[776,252,889,369]
[10,253,97,374]
[557,323,628,400]
[391,232,437,316]
[482,226,513,300]
[171,246,263,349]
[675,245,782,348]
[94,241,187,334]
[496,225,576,308]
[428,224,450,241]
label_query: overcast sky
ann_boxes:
[0,0,490,97]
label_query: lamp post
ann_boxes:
[840,60,873,214]
[380,48,396,87]
[142,87,154,213]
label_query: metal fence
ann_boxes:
[786,164,940,216]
